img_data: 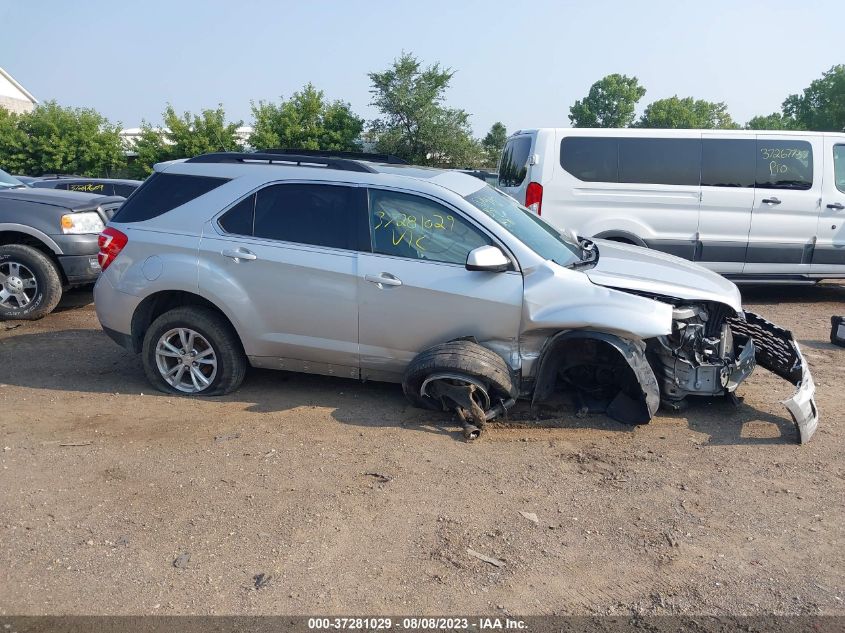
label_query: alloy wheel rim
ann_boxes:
[154,328,218,393]
[0,261,38,310]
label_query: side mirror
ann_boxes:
[466,245,511,272]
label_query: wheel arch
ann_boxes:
[530,330,660,424]
[0,229,66,283]
[593,230,648,247]
[129,290,246,355]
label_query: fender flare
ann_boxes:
[0,223,63,254]
[531,330,660,424]
[593,230,648,248]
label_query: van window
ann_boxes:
[835,145,845,193]
[701,139,756,188]
[499,136,532,187]
[560,137,618,182]
[756,139,813,190]
[618,138,701,187]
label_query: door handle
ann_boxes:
[365,273,402,287]
[827,202,845,211]
[221,248,257,261]
[761,197,781,205]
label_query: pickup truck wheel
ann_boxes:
[403,340,515,412]
[142,306,246,396]
[0,244,62,320]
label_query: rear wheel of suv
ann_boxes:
[0,244,63,320]
[141,306,246,396]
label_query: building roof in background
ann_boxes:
[0,67,38,113]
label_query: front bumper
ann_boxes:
[729,311,819,444]
[58,254,101,284]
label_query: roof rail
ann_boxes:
[185,152,378,173]
[259,148,408,165]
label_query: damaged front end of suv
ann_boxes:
[522,240,819,444]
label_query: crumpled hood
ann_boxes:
[585,239,743,312]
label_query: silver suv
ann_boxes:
[94,150,819,443]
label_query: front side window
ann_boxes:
[252,184,364,250]
[0,169,24,189]
[755,139,813,190]
[833,145,845,193]
[465,186,581,268]
[498,135,532,188]
[112,173,229,223]
[618,138,701,187]
[369,189,492,265]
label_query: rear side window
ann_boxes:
[560,137,618,182]
[618,138,701,186]
[111,173,229,223]
[218,195,255,235]
[252,184,365,250]
[498,136,532,187]
[756,139,813,190]
[113,184,138,197]
[701,139,756,188]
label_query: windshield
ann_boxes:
[0,169,24,189]
[464,186,581,267]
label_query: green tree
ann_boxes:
[0,101,124,176]
[133,104,243,175]
[367,52,482,167]
[745,112,797,130]
[569,74,646,128]
[481,121,507,167]
[636,96,738,129]
[248,83,363,152]
[782,64,845,131]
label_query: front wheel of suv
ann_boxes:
[141,306,246,396]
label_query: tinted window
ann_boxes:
[498,136,532,187]
[834,145,845,194]
[369,189,492,265]
[560,137,618,182]
[68,182,110,195]
[218,195,255,236]
[619,138,701,186]
[113,184,138,197]
[253,184,363,250]
[701,139,756,188]
[112,173,229,223]
[756,139,813,190]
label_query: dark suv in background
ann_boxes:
[30,175,142,197]
[0,169,124,319]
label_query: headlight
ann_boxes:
[61,212,105,234]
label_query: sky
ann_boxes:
[1,0,843,136]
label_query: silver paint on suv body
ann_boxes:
[94,157,819,442]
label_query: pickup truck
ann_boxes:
[0,169,124,319]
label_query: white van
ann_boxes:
[498,128,845,281]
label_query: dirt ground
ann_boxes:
[0,283,843,617]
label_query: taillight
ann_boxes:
[97,227,128,271]
[525,181,543,215]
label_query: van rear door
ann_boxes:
[498,132,535,206]
[812,137,845,274]
[744,135,822,276]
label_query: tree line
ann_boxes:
[0,55,842,179]
[569,65,845,131]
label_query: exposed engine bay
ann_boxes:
[530,296,819,444]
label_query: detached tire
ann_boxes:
[142,306,246,396]
[0,244,63,320]
[402,340,515,411]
